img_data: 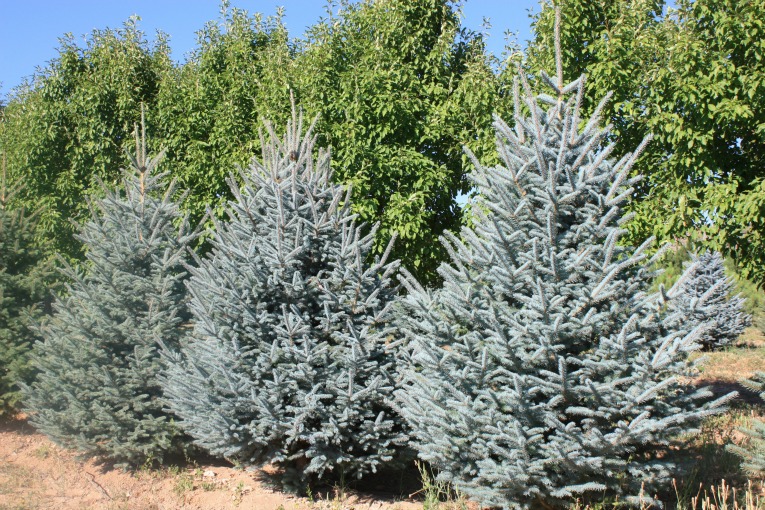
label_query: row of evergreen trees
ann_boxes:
[2,64,761,508]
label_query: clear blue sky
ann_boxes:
[0,0,541,101]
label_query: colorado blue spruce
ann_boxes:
[393,55,734,508]
[23,120,196,466]
[162,106,408,489]
[728,371,765,474]
[670,251,750,350]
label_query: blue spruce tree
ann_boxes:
[162,107,408,490]
[671,251,751,350]
[393,35,734,509]
[23,119,196,466]
[727,371,765,474]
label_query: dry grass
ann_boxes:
[669,333,765,505]
[676,480,765,510]
[693,329,765,385]
[735,329,765,350]
[0,462,47,510]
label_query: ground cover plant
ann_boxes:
[23,121,197,467]
[393,24,735,508]
[162,105,409,490]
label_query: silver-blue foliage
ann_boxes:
[394,71,735,509]
[161,108,408,490]
[727,371,765,473]
[24,128,196,466]
[671,251,751,350]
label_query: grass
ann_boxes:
[675,480,765,510]
[413,461,468,510]
[662,336,765,508]
[31,444,50,460]
[232,481,250,506]
[692,332,765,393]
[172,471,194,497]
[0,463,40,509]
[569,480,765,510]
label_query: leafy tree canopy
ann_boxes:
[0,17,172,259]
[1,1,505,283]
[526,0,765,285]
[297,0,505,282]
[155,4,295,230]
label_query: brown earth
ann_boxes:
[0,417,423,510]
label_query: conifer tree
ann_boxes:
[0,158,52,413]
[671,251,750,350]
[394,15,733,508]
[23,119,195,466]
[728,372,765,473]
[162,106,408,490]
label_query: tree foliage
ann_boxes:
[0,18,172,259]
[155,5,295,230]
[670,251,750,350]
[280,0,503,282]
[23,126,196,466]
[727,371,765,474]
[0,164,53,413]
[395,60,731,508]
[163,108,409,489]
[526,0,765,285]
[1,1,503,284]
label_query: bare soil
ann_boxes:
[0,417,422,510]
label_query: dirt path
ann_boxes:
[0,417,422,510]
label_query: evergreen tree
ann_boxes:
[671,251,750,350]
[728,372,765,474]
[23,121,195,466]
[0,161,52,413]
[162,107,408,490]
[394,37,733,508]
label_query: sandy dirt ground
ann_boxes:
[0,417,423,510]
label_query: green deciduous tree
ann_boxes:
[298,0,504,282]
[0,17,173,260]
[155,4,295,230]
[2,1,506,284]
[526,0,765,285]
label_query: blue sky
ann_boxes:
[0,0,542,100]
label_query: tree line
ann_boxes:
[2,0,763,287]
